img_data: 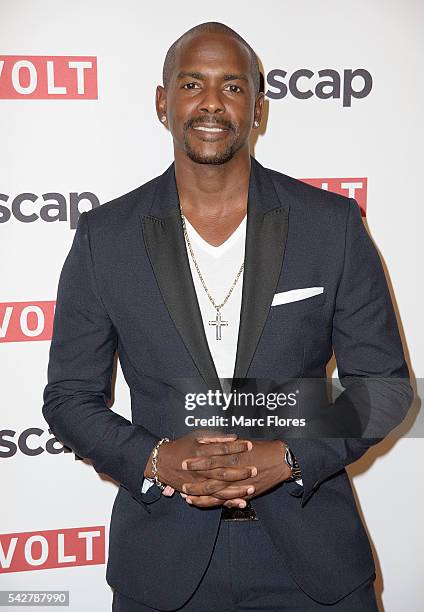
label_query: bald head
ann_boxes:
[162,22,261,94]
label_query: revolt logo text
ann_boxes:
[0,55,98,99]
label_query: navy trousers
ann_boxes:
[112,518,378,611]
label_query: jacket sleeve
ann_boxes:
[283,198,413,507]
[42,211,161,511]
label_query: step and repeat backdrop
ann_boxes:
[1,1,423,610]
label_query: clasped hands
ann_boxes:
[144,431,292,509]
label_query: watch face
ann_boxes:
[285,447,295,468]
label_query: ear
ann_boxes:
[155,85,167,124]
[253,92,265,128]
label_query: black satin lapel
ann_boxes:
[233,164,289,380]
[141,207,221,387]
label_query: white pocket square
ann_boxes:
[271,287,324,306]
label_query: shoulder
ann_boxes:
[80,170,166,238]
[89,174,160,220]
[264,163,352,223]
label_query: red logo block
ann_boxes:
[0,56,98,99]
[302,177,367,215]
[0,301,55,343]
[0,526,105,573]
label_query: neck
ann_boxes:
[174,148,251,219]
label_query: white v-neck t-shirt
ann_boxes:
[183,213,246,380]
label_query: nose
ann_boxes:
[197,86,225,114]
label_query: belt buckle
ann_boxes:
[221,501,258,521]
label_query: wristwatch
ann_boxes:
[283,444,302,482]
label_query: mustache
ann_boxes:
[184,117,235,131]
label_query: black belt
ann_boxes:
[221,501,258,521]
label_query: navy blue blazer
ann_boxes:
[42,157,412,608]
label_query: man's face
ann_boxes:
[157,32,263,165]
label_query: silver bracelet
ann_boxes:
[151,437,170,490]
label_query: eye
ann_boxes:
[225,84,242,93]
[182,82,200,90]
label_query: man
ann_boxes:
[42,22,412,611]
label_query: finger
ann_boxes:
[162,486,175,496]
[182,478,255,496]
[181,450,247,470]
[191,466,257,481]
[185,495,250,508]
[184,495,224,508]
[196,439,253,454]
[223,498,248,508]
[181,479,230,496]
[196,433,238,443]
[197,484,255,500]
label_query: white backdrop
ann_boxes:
[1,1,423,610]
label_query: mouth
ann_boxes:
[191,125,229,133]
[188,123,231,142]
